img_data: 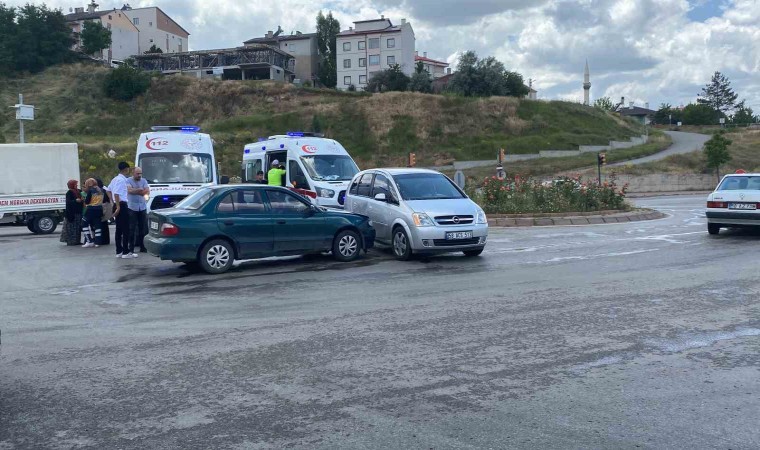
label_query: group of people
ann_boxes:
[63,162,151,259]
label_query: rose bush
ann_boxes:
[469,175,628,214]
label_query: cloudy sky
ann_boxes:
[10,0,760,111]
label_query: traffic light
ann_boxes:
[498,148,505,163]
[598,152,607,166]
[408,152,416,167]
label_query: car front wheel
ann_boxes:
[707,223,721,235]
[392,227,413,261]
[333,230,361,262]
[199,239,234,274]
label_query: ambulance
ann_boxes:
[135,126,226,211]
[242,132,360,208]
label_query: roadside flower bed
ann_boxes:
[469,175,629,214]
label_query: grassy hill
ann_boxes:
[0,64,645,180]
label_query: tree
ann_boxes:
[697,71,738,114]
[81,20,111,56]
[731,101,755,125]
[593,96,615,112]
[103,64,151,101]
[447,50,528,97]
[505,70,529,97]
[365,64,410,92]
[653,103,683,125]
[0,4,16,71]
[703,131,732,180]
[316,11,340,88]
[682,103,718,125]
[414,60,425,74]
[144,44,163,54]
[409,70,432,93]
[10,4,75,72]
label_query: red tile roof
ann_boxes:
[415,55,448,66]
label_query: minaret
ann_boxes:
[583,60,591,106]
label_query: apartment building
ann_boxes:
[415,52,449,79]
[336,16,415,90]
[244,29,318,83]
[122,6,190,54]
[65,3,139,61]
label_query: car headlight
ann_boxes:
[476,209,487,224]
[412,213,435,227]
[316,187,335,198]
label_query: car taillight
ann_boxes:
[161,223,180,236]
[707,201,727,208]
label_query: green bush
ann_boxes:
[470,175,628,214]
[103,65,151,101]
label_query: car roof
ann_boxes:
[364,168,442,176]
[206,184,289,191]
[723,173,760,177]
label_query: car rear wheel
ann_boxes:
[707,223,721,235]
[333,230,361,262]
[392,227,413,261]
[199,239,234,274]
[463,249,484,257]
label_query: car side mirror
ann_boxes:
[220,175,230,185]
[374,193,387,202]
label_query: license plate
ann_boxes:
[446,231,473,240]
[728,203,757,210]
[150,221,159,230]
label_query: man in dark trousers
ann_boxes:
[124,167,150,258]
[107,161,131,258]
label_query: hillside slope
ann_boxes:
[0,64,644,179]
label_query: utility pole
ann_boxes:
[18,94,25,143]
[11,93,34,144]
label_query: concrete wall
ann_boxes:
[616,174,717,193]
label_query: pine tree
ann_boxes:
[316,11,340,88]
[697,71,738,114]
[703,131,732,180]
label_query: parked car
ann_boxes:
[345,168,488,260]
[144,185,375,274]
[705,173,760,235]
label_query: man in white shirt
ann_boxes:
[107,161,131,257]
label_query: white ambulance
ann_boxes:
[242,132,360,208]
[135,126,226,211]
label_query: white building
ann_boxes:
[414,51,449,79]
[121,6,190,54]
[336,16,415,90]
[65,2,139,62]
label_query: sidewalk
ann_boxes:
[487,208,665,227]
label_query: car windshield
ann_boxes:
[393,173,466,201]
[300,155,359,181]
[173,188,214,210]
[717,176,760,191]
[139,153,213,184]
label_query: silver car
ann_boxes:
[345,168,488,260]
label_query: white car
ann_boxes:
[705,173,760,235]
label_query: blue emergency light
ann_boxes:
[151,125,201,132]
[287,131,305,137]
[280,144,285,148]
[244,149,251,154]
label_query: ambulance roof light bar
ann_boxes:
[151,125,201,132]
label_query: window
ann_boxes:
[244,160,262,183]
[149,21,153,26]
[108,15,112,20]
[368,38,380,49]
[175,188,213,210]
[393,173,466,201]
[107,23,111,30]
[387,38,395,48]
[343,42,351,52]
[232,190,266,214]
[359,75,367,84]
[266,190,310,215]
[343,59,351,69]
[357,173,374,197]
[217,194,235,213]
[358,41,366,50]
[349,176,360,195]
[359,58,366,67]
[371,174,394,200]
[369,55,380,66]
[344,76,351,85]
[289,160,309,189]
[133,18,139,25]
[718,176,760,191]
[387,56,395,66]
[149,39,153,43]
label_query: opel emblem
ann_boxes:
[453,216,460,224]
[740,193,745,200]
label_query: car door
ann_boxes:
[368,173,397,242]
[216,190,274,258]
[349,172,374,215]
[265,189,328,254]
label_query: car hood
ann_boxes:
[405,199,480,217]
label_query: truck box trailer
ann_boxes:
[0,143,80,234]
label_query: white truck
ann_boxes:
[0,143,80,234]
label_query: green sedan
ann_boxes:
[144,185,375,274]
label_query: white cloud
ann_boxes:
[6,0,760,112]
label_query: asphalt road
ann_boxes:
[2,195,760,449]
[612,130,710,166]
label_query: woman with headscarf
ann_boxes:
[63,179,83,246]
[81,178,104,248]
[96,178,112,245]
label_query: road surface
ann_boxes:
[1,195,759,449]
[612,130,710,166]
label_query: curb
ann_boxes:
[487,208,665,227]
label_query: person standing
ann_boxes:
[63,179,83,246]
[125,167,150,258]
[254,170,266,184]
[81,178,104,248]
[96,178,112,245]
[267,160,286,186]
[108,162,131,257]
